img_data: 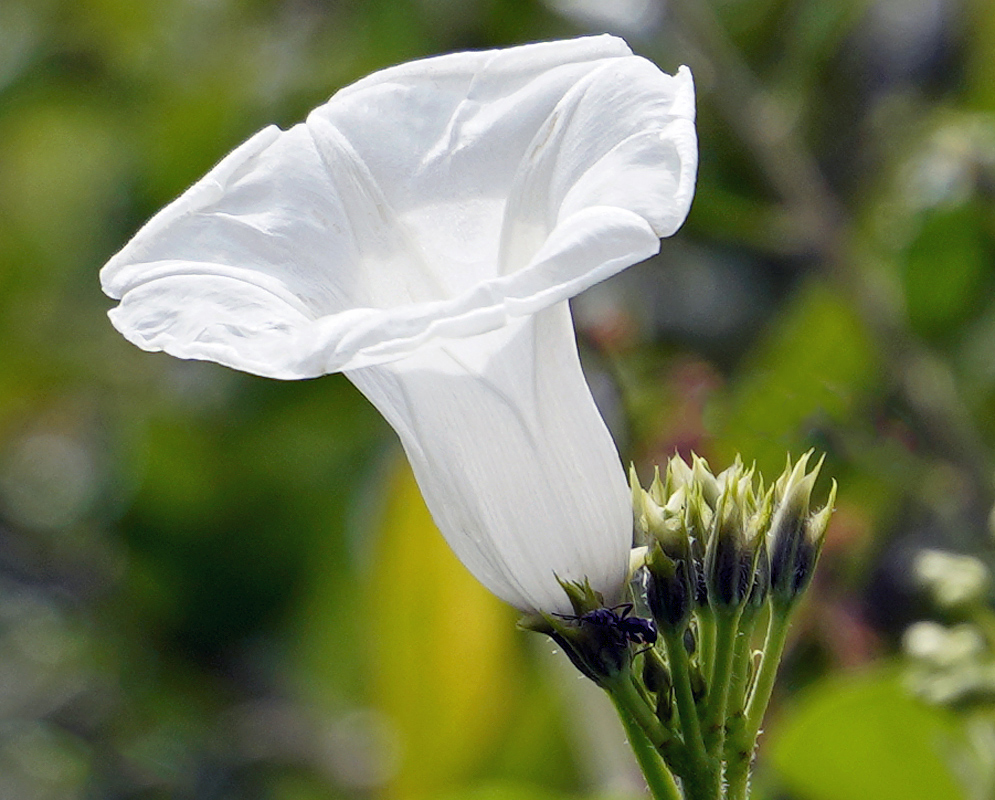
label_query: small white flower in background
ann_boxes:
[903,621,985,668]
[100,36,697,614]
[915,548,990,610]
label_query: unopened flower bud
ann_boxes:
[684,483,711,605]
[692,453,721,509]
[741,485,773,606]
[646,540,695,631]
[768,451,835,605]
[631,463,691,545]
[631,464,666,544]
[628,545,650,577]
[642,650,672,695]
[633,460,698,628]
[705,464,761,608]
[747,536,771,609]
[649,465,668,506]
[643,654,675,722]
[664,455,694,500]
[689,657,707,702]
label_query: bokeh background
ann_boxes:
[2,0,995,798]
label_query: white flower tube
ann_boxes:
[100,36,697,614]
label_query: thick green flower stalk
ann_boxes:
[523,452,836,800]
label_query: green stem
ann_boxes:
[743,604,793,742]
[726,606,759,720]
[609,686,684,800]
[606,671,673,751]
[720,601,795,800]
[722,606,761,800]
[661,629,717,799]
[725,750,751,800]
[661,629,706,758]
[703,607,741,753]
[696,608,717,676]
[724,607,792,800]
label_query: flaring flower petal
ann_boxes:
[101,35,696,378]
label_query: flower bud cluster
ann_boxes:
[632,450,835,629]
[526,451,836,800]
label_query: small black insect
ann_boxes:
[557,603,658,645]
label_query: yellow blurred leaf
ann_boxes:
[370,457,521,800]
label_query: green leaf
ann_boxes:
[714,280,880,475]
[903,203,989,338]
[765,667,965,800]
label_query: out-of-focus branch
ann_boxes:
[668,0,994,507]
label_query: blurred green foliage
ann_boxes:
[3,0,995,798]
[767,668,965,800]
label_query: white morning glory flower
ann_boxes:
[100,35,697,614]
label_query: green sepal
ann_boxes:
[518,578,630,687]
